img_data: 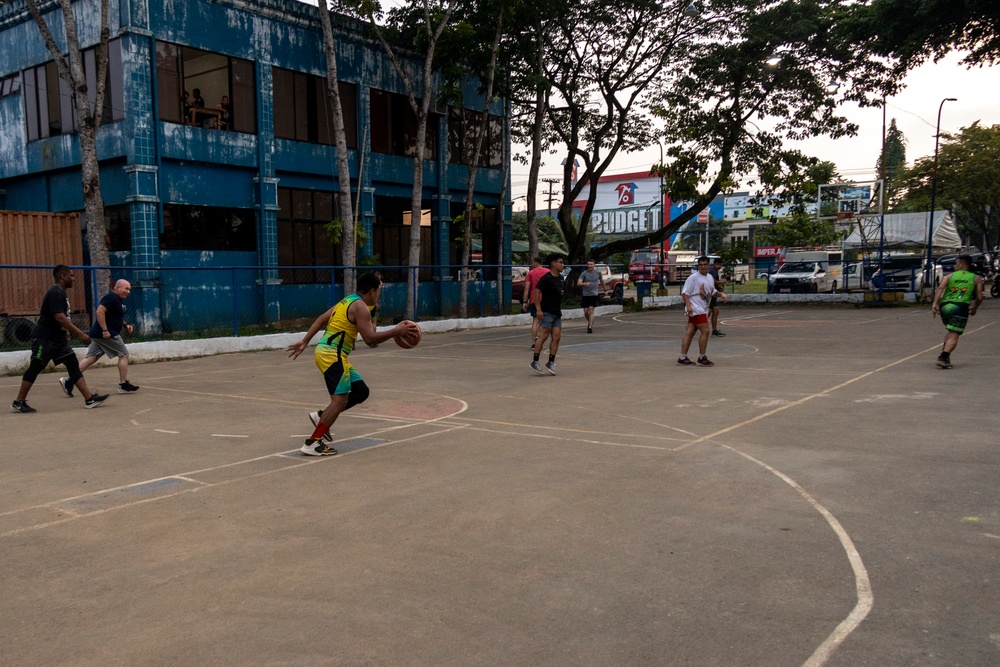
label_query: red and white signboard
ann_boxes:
[697,209,709,224]
[754,246,782,258]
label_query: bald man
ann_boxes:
[61,278,140,396]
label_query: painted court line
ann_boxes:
[671,338,978,453]
[720,443,873,667]
[0,422,469,539]
[0,394,470,536]
[454,424,679,452]
[452,416,691,443]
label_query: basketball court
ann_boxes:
[2,301,998,666]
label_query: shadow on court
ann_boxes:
[2,301,998,666]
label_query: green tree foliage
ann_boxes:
[876,118,908,211]
[594,0,881,261]
[540,0,699,266]
[719,240,751,266]
[753,160,846,248]
[511,212,565,248]
[897,122,1000,250]
[754,212,844,249]
[842,0,1000,77]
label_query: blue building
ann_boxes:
[0,0,509,332]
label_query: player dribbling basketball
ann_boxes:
[287,272,419,455]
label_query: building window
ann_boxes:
[272,67,358,148]
[0,73,21,97]
[448,107,503,168]
[372,196,433,280]
[105,205,131,251]
[160,204,256,251]
[23,39,124,142]
[370,89,437,159]
[449,203,497,265]
[277,188,340,284]
[155,41,256,133]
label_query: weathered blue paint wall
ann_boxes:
[0,0,511,329]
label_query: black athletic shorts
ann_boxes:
[30,337,76,367]
[581,295,599,308]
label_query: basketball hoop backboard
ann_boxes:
[817,180,883,222]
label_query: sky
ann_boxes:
[512,53,999,210]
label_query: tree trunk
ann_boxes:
[26,0,112,294]
[459,8,504,318]
[317,3,357,295]
[525,31,546,261]
[366,2,455,321]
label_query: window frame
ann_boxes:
[22,39,125,143]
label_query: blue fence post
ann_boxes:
[231,267,239,337]
[479,267,484,317]
[90,266,99,320]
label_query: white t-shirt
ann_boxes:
[681,271,716,316]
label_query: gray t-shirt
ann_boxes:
[579,269,602,296]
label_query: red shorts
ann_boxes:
[687,313,709,326]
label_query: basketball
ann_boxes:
[394,321,422,349]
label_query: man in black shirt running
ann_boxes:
[11,265,109,413]
[530,254,565,376]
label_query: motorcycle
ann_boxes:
[991,272,999,298]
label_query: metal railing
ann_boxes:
[0,263,632,351]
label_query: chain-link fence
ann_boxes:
[0,263,631,352]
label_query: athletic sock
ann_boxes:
[533,353,540,362]
[310,422,330,442]
[548,354,556,363]
[679,354,688,360]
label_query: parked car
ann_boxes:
[843,262,872,290]
[767,261,836,293]
[871,255,923,291]
[930,252,992,285]
[511,266,529,302]
[596,264,629,300]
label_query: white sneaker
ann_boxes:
[301,439,337,456]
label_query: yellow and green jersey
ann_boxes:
[315,293,374,361]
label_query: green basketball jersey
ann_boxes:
[940,270,976,305]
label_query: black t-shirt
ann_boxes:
[32,284,70,343]
[708,267,724,292]
[89,291,126,338]
[536,272,564,317]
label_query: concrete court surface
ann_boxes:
[1,301,998,667]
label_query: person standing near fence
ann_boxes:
[60,279,139,396]
[678,256,726,367]
[709,257,728,337]
[286,272,418,456]
[577,258,606,334]
[530,254,565,376]
[522,256,548,348]
[11,265,109,413]
[931,254,984,369]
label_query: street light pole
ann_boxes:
[924,97,957,288]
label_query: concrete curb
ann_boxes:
[643,292,918,308]
[0,304,623,376]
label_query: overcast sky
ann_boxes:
[512,52,999,209]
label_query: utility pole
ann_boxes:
[541,178,559,218]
